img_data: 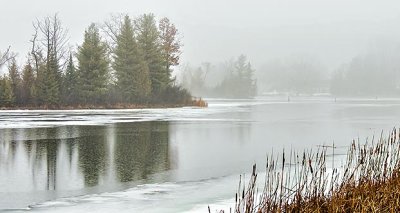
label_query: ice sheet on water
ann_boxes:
[0,101,260,129]
[3,97,370,130]
[25,174,244,213]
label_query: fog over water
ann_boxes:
[1,97,400,212]
[2,1,400,212]
[2,0,400,69]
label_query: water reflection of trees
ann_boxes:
[115,122,170,182]
[0,121,171,192]
[78,128,107,187]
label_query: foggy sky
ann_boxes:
[2,0,400,71]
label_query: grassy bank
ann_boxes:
[218,128,400,212]
[0,98,208,110]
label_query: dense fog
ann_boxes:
[3,1,400,212]
[2,0,400,97]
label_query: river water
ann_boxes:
[1,97,400,212]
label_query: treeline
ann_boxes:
[0,14,192,108]
[259,48,400,97]
[330,51,400,97]
[180,55,257,98]
[258,57,327,95]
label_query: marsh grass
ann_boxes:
[214,128,400,212]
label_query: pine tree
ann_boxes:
[8,59,22,105]
[113,15,151,102]
[46,51,61,105]
[63,53,78,104]
[77,23,110,105]
[215,55,257,98]
[21,62,36,105]
[35,52,60,106]
[234,55,257,98]
[30,14,68,106]
[35,62,47,105]
[0,75,15,107]
[135,14,167,95]
[243,59,257,98]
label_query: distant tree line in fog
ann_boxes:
[181,47,400,98]
[258,57,327,95]
[257,49,400,97]
[330,51,400,97]
[179,55,257,98]
[0,14,191,108]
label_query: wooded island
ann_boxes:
[0,14,200,109]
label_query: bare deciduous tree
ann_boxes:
[30,28,43,73]
[102,13,125,52]
[0,46,17,68]
[31,14,69,71]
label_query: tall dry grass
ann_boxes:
[213,128,400,212]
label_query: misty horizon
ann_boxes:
[3,1,400,212]
[2,0,400,74]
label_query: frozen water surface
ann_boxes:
[1,97,400,212]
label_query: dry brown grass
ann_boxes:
[0,98,208,110]
[192,97,208,107]
[214,128,400,213]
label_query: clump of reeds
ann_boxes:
[214,128,400,212]
[192,97,208,107]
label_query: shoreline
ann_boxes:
[0,99,208,110]
[0,103,192,111]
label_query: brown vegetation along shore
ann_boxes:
[0,99,208,110]
[192,97,208,108]
[216,128,400,213]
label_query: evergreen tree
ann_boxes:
[46,51,61,105]
[135,14,167,95]
[35,62,47,105]
[35,53,59,106]
[214,55,257,98]
[8,59,22,104]
[113,15,151,102]
[235,55,257,98]
[0,75,15,107]
[21,62,36,105]
[77,23,110,104]
[30,14,68,106]
[36,58,59,105]
[63,53,78,104]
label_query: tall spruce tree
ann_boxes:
[21,62,36,105]
[63,53,78,104]
[0,75,15,107]
[46,51,61,105]
[30,14,68,106]
[35,62,47,105]
[77,23,109,104]
[135,14,167,95]
[214,55,257,98]
[8,59,22,104]
[236,55,257,98]
[34,52,59,106]
[113,15,151,102]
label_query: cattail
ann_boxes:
[309,159,313,174]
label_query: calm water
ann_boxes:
[1,97,400,212]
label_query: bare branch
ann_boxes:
[31,14,69,72]
[0,46,17,68]
[101,13,125,52]
[30,23,43,72]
